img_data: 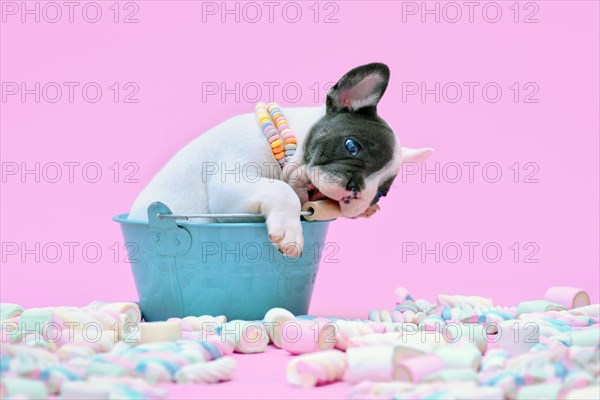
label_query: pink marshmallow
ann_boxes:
[281,319,337,355]
[544,287,590,310]
[393,354,445,383]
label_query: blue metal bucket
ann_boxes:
[113,202,331,321]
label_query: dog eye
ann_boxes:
[345,138,361,156]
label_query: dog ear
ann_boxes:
[401,147,434,163]
[326,63,390,113]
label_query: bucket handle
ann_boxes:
[155,199,342,222]
[157,211,314,220]
[147,202,192,256]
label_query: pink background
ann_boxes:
[1,1,599,398]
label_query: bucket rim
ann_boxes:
[112,213,334,227]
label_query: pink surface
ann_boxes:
[1,1,599,398]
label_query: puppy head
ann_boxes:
[302,62,433,218]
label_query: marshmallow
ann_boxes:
[414,312,428,324]
[396,301,420,314]
[563,386,600,400]
[350,381,504,400]
[393,354,445,382]
[137,321,182,344]
[135,360,175,383]
[53,307,120,332]
[223,320,269,354]
[10,308,53,344]
[0,303,24,321]
[517,300,567,316]
[433,345,482,370]
[3,288,599,398]
[60,376,167,399]
[6,305,133,351]
[97,302,142,325]
[176,338,233,361]
[422,368,479,383]
[40,365,83,394]
[570,304,600,318]
[563,369,595,388]
[415,300,436,315]
[395,287,414,304]
[444,385,505,400]
[333,320,376,351]
[368,309,393,323]
[544,287,590,310]
[175,356,236,384]
[516,383,563,400]
[2,343,59,376]
[394,345,438,363]
[280,319,337,354]
[493,320,540,356]
[568,346,600,369]
[263,307,295,348]
[438,294,493,309]
[481,371,524,398]
[59,381,113,399]
[504,347,566,370]
[171,315,227,332]
[287,349,347,387]
[344,346,394,383]
[420,315,445,333]
[444,322,489,353]
[349,381,415,399]
[553,328,600,347]
[0,377,48,399]
[394,333,439,359]
[56,344,96,360]
[347,332,402,348]
[391,310,405,323]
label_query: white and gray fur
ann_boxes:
[128,63,433,257]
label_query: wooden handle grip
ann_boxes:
[302,200,381,221]
[302,200,342,221]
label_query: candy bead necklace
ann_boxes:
[255,102,297,168]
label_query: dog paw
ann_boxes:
[267,219,304,258]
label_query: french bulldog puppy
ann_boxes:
[128,63,433,257]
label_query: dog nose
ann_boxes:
[346,178,360,192]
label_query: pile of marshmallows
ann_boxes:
[283,287,599,399]
[1,286,599,399]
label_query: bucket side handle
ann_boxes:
[147,202,192,257]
